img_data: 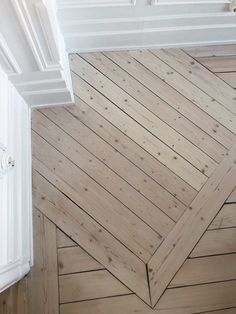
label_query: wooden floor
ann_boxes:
[1,44,236,314]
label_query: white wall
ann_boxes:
[0,65,32,293]
[0,0,74,107]
[57,0,236,52]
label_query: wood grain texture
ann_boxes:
[196,56,236,73]
[227,186,236,203]
[32,131,160,262]
[57,229,76,248]
[30,46,236,311]
[34,109,176,232]
[170,254,236,287]
[183,45,236,57]
[209,203,236,229]
[58,246,103,275]
[27,209,59,314]
[190,228,236,257]
[32,168,150,304]
[148,143,236,307]
[80,52,226,163]
[130,50,236,134]
[151,48,236,116]
[156,280,236,313]
[59,270,131,303]
[105,51,235,149]
[217,73,236,89]
[66,97,196,206]
[71,54,216,183]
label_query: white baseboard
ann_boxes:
[57,0,236,52]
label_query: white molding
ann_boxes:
[34,2,61,67]
[0,34,21,75]
[58,0,136,8]
[57,0,236,52]
[11,0,61,71]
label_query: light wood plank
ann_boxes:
[190,228,236,258]
[59,270,131,303]
[34,109,176,232]
[32,131,161,261]
[156,281,236,313]
[170,253,236,287]
[0,280,28,314]
[130,50,236,134]
[105,51,235,149]
[80,52,226,163]
[202,308,236,314]
[67,97,196,206]
[60,295,154,314]
[217,72,236,89]
[60,287,236,314]
[71,71,207,191]
[71,54,217,177]
[197,56,236,73]
[209,203,236,229]
[227,186,236,203]
[152,49,236,116]
[32,168,150,304]
[148,143,236,307]
[27,209,59,314]
[57,229,76,248]
[58,246,103,275]
[184,45,236,57]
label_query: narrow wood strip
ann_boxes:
[0,280,28,314]
[32,168,150,304]
[170,253,236,288]
[190,228,236,258]
[71,54,217,177]
[227,186,236,203]
[60,283,236,314]
[148,143,236,307]
[59,270,130,303]
[209,203,236,229]
[71,71,207,191]
[27,209,59,314]
[201,307,236,314]
[66,97,196,207]
[57,229,77,248]
[152,48,236,116]
[105,51,235,149]
[33,108,175,232]
[80,52,226,163]
[196,56,236,73]
[60,295,154,314]
[58,246,103,275]
[156,280,236,313]
[183,45,236,57]
[131,50,236,134]
[217,73,236,89]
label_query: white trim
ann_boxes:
[0,34,22,75]
[58,0,136,8]
[11,0,61,71]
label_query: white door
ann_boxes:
[0,66,32,293]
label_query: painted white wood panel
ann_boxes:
[57,0,236,52]
[0,65,32,293]
[0,0,74,107]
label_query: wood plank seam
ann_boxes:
[79,52,226,164]
[147,143,236,308]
